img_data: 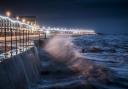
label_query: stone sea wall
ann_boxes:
[0,47,41,89]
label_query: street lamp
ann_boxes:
[5,11,11,58]
[6,11,11,17]
[16,16,21,52]
[4,18,7,58]
[16,16,19,20]
[22,18,26,23]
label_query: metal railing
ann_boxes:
[0,15,41,60]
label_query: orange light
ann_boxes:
[22,18,26,23]
[6,11,11,17]
[16,16,19,20]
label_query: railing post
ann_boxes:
[45,32,46,39]
[23,29,24,51]
[19,24,22,52]
[26,30,27,49]
[39,30,40,40]
[4,19,7,58]
[10,21,13,57]
[15,23,18,54]
[26,29,28,48]
[28,30,30,47]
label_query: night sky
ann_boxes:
[0,0,128,34]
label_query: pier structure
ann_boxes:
[41,26,96,35]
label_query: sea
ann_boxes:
[31,34,128,89]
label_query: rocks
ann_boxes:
[80,47,117,53]
[89,47,103,53]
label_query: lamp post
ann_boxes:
[10,20,13,57]
[0,18,2,37]
[15,23,18,54]
[5,11,11,58]
[0,18,4,52]
[19,23,22,52]
[33,24,36,40]
[16,16,23,53]
[4,18,7,58]
[30,22,33,46]
[28,28,30,47]
[22,18,26,51]
[37,25,41,41]
[16,16,21,53]
[5,11,12,57]
[28,29,29,48]
[25,25,27,50]
[27,21,30,48]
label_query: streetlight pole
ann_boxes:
[22,19,26,51]
[0,18,1,37]
[23,28,24,52]
[39,30,40,40]
[4,19,7,58]
[16,16,20,53]
[27,29,28,49]
[25,28,27,49]
[19,24,22,52]
[5,11,11,57]
[28,29,30,47]
[10,20,13,57]
[26,21,30,49]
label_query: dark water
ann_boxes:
[31,34,128,89]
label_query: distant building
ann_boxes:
[15,16,37,25]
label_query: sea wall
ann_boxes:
[0,47,41,89]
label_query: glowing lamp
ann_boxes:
[6,11,11,17]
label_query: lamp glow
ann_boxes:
[16,16,19,20]
[22,18,26,23]
[6,11,11,17]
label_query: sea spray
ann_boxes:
[44,35,113,83]
[45,36,81,62]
